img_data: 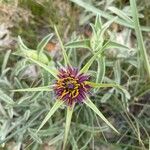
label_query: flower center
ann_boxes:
[56,77,80,100]
[67,83,74,89]
[65,78,78,91]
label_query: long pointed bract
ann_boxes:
[63,103,75,150]
[12,86,53,92]
[36,100,64,133]
[54,26,70,66]
[29,58,58,79]
[79,41,110,74]
[84,97,119,134]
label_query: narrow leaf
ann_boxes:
[0,90,15,105]
[18,36,28,50]
[95,15,102,30]
[36,100,64,133]
[107,41,131,50]
[65,39,91,49]
[96,57,105,84]
[84,97,119,134]
[94,57,105,93]
[28,129,42,144]
[108,6,133,24]
[70,0,150,32]
[118,88,131,100]
[130,0,150,79]
[48,132,64,145]
[100,17,118,38]
[37,33,54,54]
[2,50,11,73]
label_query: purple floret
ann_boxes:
[54,66,91,106]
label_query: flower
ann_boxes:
[54,66,91,105]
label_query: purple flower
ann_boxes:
[54,66,91,106]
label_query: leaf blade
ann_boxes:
[70,0,150,32]
[130,0,150,79]
[0,90,15,105]
[37,33,54,54]
[65,39,91,49]
[108,6,133,24]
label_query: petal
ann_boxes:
[78,75,89,83]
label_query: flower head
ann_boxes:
[54,66,91,105]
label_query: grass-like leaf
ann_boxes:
[99,17,118,39]
[65,39,91,50]
[63,103,75,150]
[70,0,150,32]
[28,129,42,144]
[96,57,105,84]
[48,132,64,145]
[36,100,64,133]
[107,41,132,50]
[84,97,119,134]
[94,57,105,93]
[1,50,11,74]
[12,86,53,92]
[130,0,150,79]
[18,36,29,50]
[95,15,102,30]
[54,26,71,66]
[108,6,133,24]
[0,90,15,105]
